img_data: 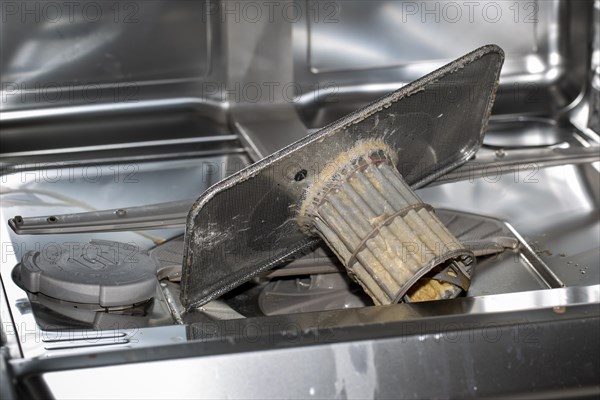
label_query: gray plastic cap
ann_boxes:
[18,240,157,307]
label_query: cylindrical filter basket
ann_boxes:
[297,141,474,305]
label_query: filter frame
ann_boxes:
[181,45,504,309]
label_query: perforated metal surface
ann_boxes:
[181,45,504,309]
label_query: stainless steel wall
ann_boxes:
[0,0,593,154]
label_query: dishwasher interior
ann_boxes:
[1,1,599,398]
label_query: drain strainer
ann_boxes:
[181,45,504,308]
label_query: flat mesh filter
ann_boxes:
[151,237,185,266]
[436,210,508,243]
[181,45,504,309]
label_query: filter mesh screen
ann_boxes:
[181,45,504,308]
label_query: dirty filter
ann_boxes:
[297,142,473,304]
[181,45,504,308]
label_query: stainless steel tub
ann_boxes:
[1,1,598,398]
